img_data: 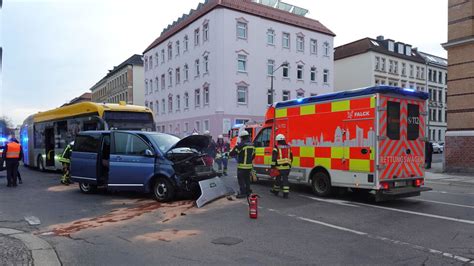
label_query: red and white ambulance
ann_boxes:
[252,86,431,201]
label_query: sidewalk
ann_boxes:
[0,228,60,266]
[425,162,474,186]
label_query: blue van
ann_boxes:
[70,131,217,202]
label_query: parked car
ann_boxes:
[70,131,217,202]
[433,142,444,153]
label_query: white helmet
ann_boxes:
[192,132,199,135]
[204,130,210,136]
[239,130,249,137]
[218,134,223,139]
[276,134,286,141]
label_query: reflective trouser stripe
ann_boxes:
[276,165,290,170]
[282,186,290,193]
[6,152,20,158]
[238,164,253,169]
[272,185,280,191]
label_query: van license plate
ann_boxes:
[394,181,406,187]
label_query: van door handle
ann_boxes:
[361,148,368,154]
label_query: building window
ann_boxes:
[237,86,247,104]
[149,79,153,94]
[176,95,180,111]
[161,49,165,63]
[203,55,209,73]
[161,74,165,89]
[297,91,304,99]
[167,43,172,60]
[402,63,406,76]
[323,42,330,56]
[310,39,317,54]
[375,56,380,71]
[168,95,173,113]
[389,60,394,73]
[155,77,159,91]
[204,86,209,105]
[145,58,148,71]
[204,120,209,132]
[149,56,153,69]
[267,59,275,76]
[282,32,290,48]
[195,59,200,76]
[282,64,289,78]
[184,64,189,81]
[439,71,443,84]
[310,67,316,82]
[168,70,173,87]
[394,61,399,74]
[184,92,189,109]
[184,35,189,52]
[155,52,159,65]
[323,69,329,83]
[297,65,303,80]
[297,36,304,52]
[237,22,247,39]
[381,58,386,72]
[195,89,201,107]
[161,99,165,114]
[421,67,425,79]
[194,28,200,46]
[282,90,290,101]
[237,54,247,72]
[184,122,189,133]
[203,23,209,42]
[409,65,414,77]
[176,68,181,84]
[155,100,159,115]
[149,101,153,112]
[416,66,420,79]
[176,41,180,56]
[195,121,201,133]
[267,29,275,45]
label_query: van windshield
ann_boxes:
[145,133,180,153]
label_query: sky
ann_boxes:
[0,0,448,126]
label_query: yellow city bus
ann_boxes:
[20,102,154,171]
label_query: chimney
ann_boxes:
[376,35,384,41]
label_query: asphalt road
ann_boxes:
[0,164,473,265]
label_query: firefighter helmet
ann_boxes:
[204,130,211,136]
[276,134,286,141]
[239,130,249,137]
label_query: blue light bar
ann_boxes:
[0,137,7,142]
[403,88,416,92]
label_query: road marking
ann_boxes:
[354,202,474,225]
[427,190,474,197]
[414,198,474,209]
[300,195,359,207]
[297,216,474,264]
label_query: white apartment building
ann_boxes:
[143,0,335,138]
[334,36,447,142]
[90,54,145,105]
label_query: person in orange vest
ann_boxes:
[2,136,23,187]
[270,134,293,199]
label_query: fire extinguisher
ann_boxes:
[248,194,259,219]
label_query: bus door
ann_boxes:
[44,127,55,167]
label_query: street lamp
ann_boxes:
[269,61,289,105]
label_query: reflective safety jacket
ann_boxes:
[3,141,23,161]
[272,144,293,170]
[59,144,73,164]
[230,141,255,169]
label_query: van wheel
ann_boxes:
[311,171,332,197]
[37,156,46,172]
[153,178,176,202]
[79,183,97,194]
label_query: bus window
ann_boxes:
[387,101,400,140]
[103,111,154,131]
[407,104,420,140]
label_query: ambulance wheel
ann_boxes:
[79,183,97,194]
[153,178,176,202]
[312,171,332,197]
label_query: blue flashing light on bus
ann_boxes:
[0,137,7,143]
[296,98,304,103]
[403,88,416,93]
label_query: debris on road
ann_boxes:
[24,216,41,226]
[133,229,200,242]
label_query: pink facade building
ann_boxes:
[143,0,335,138]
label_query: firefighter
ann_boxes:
[2,136,23,187]
[58,141,74,185]
[270,134,293,199]
[215,135,230,176]
[229,130,255,198]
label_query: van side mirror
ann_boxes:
[145,149,155,157]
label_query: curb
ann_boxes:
[0,228,61,266]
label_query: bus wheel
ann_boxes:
[311,171,332,197]
[153,178,175,202]
[79,183,97,194]
[37,156,46,172]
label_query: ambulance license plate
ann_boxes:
[394,181,406,187]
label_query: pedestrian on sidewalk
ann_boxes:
[229,131,255,198]
[2,136,23,187]
[425,141,433,169]
[270,134,293,199]
[215,135,230,176]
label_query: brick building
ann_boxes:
[442,0,474,172]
